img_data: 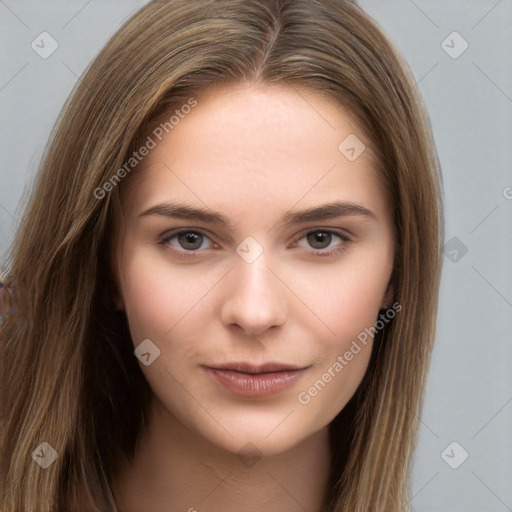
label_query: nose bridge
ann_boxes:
[220,244,287,334]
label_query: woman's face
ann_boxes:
[114,83,395,456]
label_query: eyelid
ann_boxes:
[158,227,351,242]
[291,228,351,253]
[158,227,352,257]
[158,228,218,255]
[293,227,352,244]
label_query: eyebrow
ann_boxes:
[138,200,377,228]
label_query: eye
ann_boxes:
[160,230,215,252]
[296,229,350,256]
[158,228,349,258]
[306,231,334,249]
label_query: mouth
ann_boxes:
[202,362,309,397]
[209,362,307,374]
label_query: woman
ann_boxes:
[0,0,443,510]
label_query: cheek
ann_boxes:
[294,289,377,426]
[292,249,392,418]
[118,247,214,346]
[294,246,392,344]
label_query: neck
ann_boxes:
[111,398,332,512]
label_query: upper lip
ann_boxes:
[205,362,307,374]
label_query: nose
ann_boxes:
[220,251,287,336]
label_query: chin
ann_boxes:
[191,408,324,459]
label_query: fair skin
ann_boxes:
[111,83,395,512]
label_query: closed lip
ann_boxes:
[203,362,308,374]
[203,362,309,397]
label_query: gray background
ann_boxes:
[1,1,511,510]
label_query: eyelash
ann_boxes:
[158,229,351,258]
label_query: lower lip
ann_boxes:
[204,367,306,397]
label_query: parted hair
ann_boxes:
[0,1,443,510]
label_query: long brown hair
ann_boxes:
[0,1,443,510]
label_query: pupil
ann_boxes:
[308,231,331,249]
[179,232,202,250]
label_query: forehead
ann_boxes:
[122,83,389,222]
